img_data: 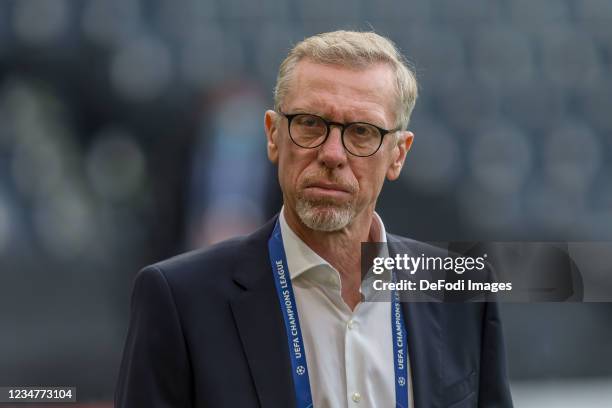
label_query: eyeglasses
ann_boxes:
[277,111,399,157]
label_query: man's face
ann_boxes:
[264,59,413,231]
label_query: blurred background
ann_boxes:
[0,0,611,406]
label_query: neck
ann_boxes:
[283,204,380,310]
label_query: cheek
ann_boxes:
[353,160,388,199]
[277,147,312,192]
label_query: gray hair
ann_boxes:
[273,30,418,130]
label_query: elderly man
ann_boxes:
[116,30,513,407]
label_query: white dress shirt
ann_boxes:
[279,208,413,407]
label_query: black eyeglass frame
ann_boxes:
[277,110,401,157]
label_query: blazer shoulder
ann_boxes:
[145,236,262,300]
[387,232,448,258]
[139,215,278,290]
[151,235,248,276]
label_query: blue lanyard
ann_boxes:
[268,220,410,408]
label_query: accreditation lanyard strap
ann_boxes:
[268,220,410,408]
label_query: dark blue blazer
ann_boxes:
[115,216,513,407]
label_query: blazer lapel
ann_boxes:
[230,216,296,408]
[402,302,443,408]
[389,235,443,407]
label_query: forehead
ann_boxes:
[284,59,397,125]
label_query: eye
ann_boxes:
[354,125,369,135]
[350,124,378,138]
[295,115,321,127]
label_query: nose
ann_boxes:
[317,125,347,169]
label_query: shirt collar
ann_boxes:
[279,206,388,285]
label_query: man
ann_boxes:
[116,30,513,407]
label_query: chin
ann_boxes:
[295,199,355,232]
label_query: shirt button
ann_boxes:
[347,319,357,330]
[352,392,361,403]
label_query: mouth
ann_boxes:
[303,182,353,200]
[308,182,351,192]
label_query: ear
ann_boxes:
[386,131,414,181]
[264,110,280,164]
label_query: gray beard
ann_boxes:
[295,197,356,232]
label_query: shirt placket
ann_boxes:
[344,310,364,407]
